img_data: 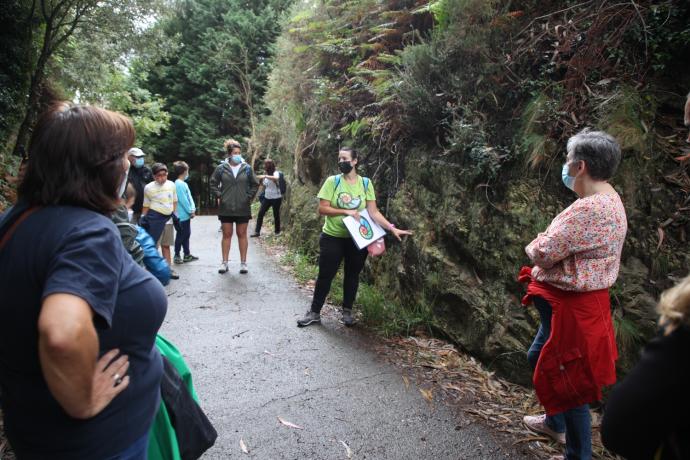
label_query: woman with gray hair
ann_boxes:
[518,129,628,460]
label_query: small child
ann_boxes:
[172,161,199,264]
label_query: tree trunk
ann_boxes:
[11,23,52,159]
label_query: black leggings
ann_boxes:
[255,198,282,234]
[310,233,368,313]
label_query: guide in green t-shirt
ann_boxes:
[296,147,413,329]
[317,174,376,238]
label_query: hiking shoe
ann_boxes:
[218,262,229,274]
[340,309,355,327]
[523,414,566,444]
[239,262,248,274]
[170,270,180,280]
[173,255,184,264]
[250,233,260,238]
[297,310,321,327]
[183,254,199,262]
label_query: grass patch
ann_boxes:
[612,310,645,354]
[279,249,318,284]
[358,283,435,337]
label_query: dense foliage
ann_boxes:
[0,0,169,210]
[256,0,690,381]
[140,0,293,208]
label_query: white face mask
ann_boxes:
[117,160,131,198]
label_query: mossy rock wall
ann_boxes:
[255,0,690,383]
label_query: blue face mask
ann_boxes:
[562,163,575,191]
[134,157,145,168]
[184,174,190,182]
[231,155,243,164]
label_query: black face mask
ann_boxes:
[338,161,353,174]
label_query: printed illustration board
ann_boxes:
[343,209,387,249]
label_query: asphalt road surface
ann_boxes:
[160,216,530,460]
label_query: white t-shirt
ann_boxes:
[263,171,282,199]
[230,163,242,178]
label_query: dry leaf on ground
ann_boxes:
[419,388,433,403]
[340,440,353,458]
[277,416,304,430]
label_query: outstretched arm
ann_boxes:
[365,200,413,241]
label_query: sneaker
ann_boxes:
[340,309,355,327]
[183,254,199,262]
[170,270,180,280]
[239,262,248,274]
[297,310,321,327]
[218,262,229,274]
[173,255,184,264]
[523,414,566,444]
[250,233,260,238]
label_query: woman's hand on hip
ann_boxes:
[39,294,128,419]
[89,349,130,416]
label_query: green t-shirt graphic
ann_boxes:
[317,175,376,238]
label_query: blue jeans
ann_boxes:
[105,433,148,460]
[528,296,592,460]
[174,219,191,257]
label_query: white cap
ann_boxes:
[128,147,145,157]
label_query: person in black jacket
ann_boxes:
[601,275,690,460]
[127,147,153,224]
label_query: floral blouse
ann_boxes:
[526,192,627,292]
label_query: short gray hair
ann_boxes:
[566,128,621,181]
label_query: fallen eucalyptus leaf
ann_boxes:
[340,440,353,458]
[419,388,433,403]
[277,416,304,430]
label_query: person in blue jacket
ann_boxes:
[172,161,199,265]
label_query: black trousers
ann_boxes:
[310,233,368,313]
[255,197,282,234]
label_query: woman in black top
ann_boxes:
[601,276,690,460]
[0,103,167,459]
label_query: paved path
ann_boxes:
[160,216,529,459]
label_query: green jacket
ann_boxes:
[210,162,259,217]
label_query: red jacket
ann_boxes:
[519,266,618,415]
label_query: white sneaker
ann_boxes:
[523,414,566,444]
[239,262,248,274]
[218,261,229,274]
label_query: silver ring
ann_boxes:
[113,373,120,381]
